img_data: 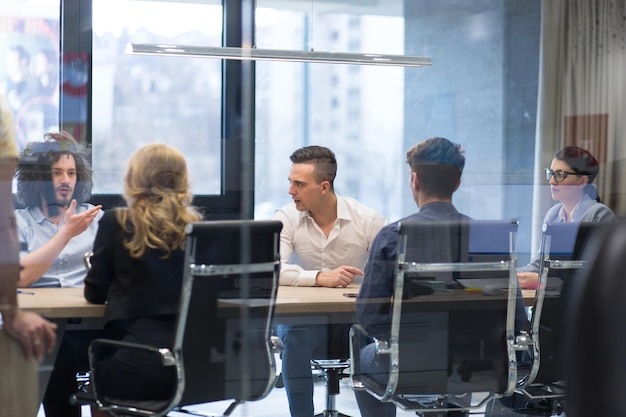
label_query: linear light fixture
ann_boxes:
[127,43,432,67]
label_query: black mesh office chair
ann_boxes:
[454,221,530,383]
[351,220,533,416]
[565,218,626,417]
[514,222,605,415]
[72,220,282,417]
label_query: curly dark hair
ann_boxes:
[15,131,94,210]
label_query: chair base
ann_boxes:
[311,359,352,417]
[516,383,566,416]
[486,390,565,417]
[314,411,352,417]
[394,394,480,417]
[511,397,565,416]
[71,391,243,417]
[174,401,242,417]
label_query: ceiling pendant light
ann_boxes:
[127,43,432,68]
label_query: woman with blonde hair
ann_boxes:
[84,143,202,400]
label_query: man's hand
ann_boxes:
[316,266,364,288]
[517,272,539,289]
[2,310,57,362]
[16,200,103,288]
[60,200,102,239]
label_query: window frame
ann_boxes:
[61,0,254,219]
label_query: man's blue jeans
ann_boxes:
[353,342,397,417]
[278,323,350,417]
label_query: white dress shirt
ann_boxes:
[273,195,386,286]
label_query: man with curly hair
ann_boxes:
[15,131,102,288]
[14,131,103,417]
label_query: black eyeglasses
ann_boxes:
[544,168,579,182]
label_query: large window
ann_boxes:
[6,0,541,255]
[252,1,540,262]
[91,0,223,196]
[254,2,406,221]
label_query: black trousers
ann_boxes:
[94,317,176,400]
[43,329,101,417]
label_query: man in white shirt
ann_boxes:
[273,145,386,417]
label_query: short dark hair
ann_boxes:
[405,137,465,198]
[16,131,94,208]
[555,146,599,182]
[289,145,337,188]
[555,146,601,201]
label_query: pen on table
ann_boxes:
[17,289,36,295]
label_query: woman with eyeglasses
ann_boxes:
[517,146,615,289]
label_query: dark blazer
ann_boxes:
[356,201,528,338]
[84,209,187,399]
[84,210,185,325]
[356,202,470,338]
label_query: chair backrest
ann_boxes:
[539,223,588,279]
[565,218,626,417]
[172,220,282,407]
[369,220,522,410]
[462,220,519,280]
[527,221,603,386]
[399,220,468,285]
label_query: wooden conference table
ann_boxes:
[15,285,536,317]
[2,285,536,416]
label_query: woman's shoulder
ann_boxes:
[543,203,563,223]
[583,200,616,222]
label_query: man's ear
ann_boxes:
[410,171,419,192]
[453,178,461,192]
[320,180,331,194]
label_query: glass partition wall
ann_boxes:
[254,0,541,263]
[5,0,541,256]
[12,1,626,416]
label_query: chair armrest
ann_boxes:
[89,338,176,367]
[349,325,365,390]
[351,324,391,357]
[84,339,178,415]
[351,323,372,339]
[514,331,533,351]
[270,335,284,353]
[351,325,392,389]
